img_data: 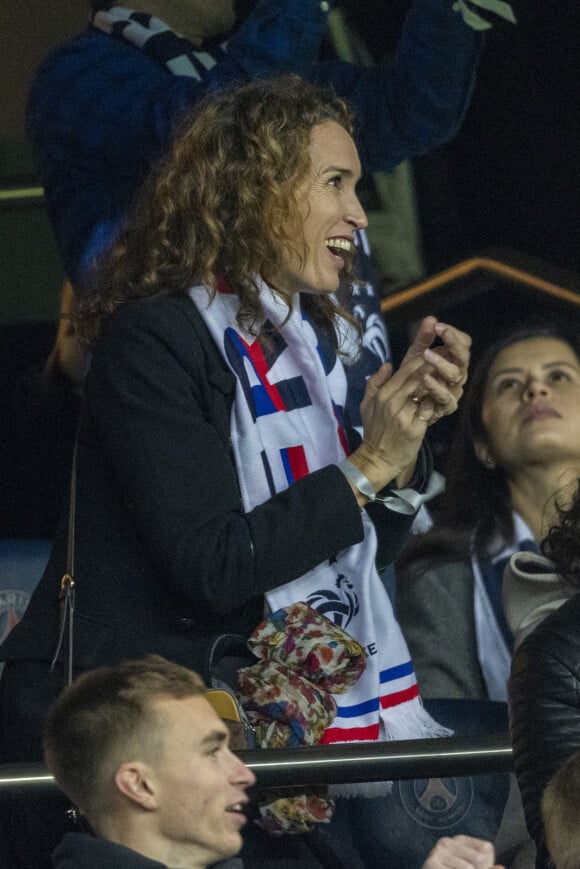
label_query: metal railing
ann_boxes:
[0,734,512,794]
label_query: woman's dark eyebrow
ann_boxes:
[489,361,579,382]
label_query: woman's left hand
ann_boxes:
[407,318,471,425]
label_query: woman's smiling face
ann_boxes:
[271,120,368,297]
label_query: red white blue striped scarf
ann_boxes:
[189,279,448,793]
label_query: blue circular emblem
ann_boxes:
[397,777,474,830]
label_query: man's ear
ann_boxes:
[473,440,496,470]
[114,762,158,811]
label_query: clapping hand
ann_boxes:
[348,316,471,496]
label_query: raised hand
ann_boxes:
[422,835,504,869]
[403,316,471,425]
[347,317,471,498]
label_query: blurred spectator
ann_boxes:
[510,482,580,869]
[542,749,580,869]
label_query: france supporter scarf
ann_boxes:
[190,278,449,795]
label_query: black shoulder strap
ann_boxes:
[50,439,77,686]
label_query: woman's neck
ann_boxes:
[508,463,580,541]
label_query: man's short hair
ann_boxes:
[43,655,206,821]
[543,749,580,869]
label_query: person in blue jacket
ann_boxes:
[27,0,483,289]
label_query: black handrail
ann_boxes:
[0,734,512,794]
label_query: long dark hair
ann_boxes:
[397,323,580,571]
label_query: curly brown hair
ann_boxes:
[77,75,357,347]
[542,480,580,588]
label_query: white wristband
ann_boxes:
[337,459,445,515]
[337,458,376,501]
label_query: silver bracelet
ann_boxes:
[337,458,376,501]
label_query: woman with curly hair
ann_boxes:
[0,73,469,866]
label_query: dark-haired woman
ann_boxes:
[396,327,580,703]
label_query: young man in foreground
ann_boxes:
[44,655,503,869]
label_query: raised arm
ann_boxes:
[311,0,484,172]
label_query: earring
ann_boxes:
[474,442,496,470]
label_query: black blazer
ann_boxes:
[1,294,421,682]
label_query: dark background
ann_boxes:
[335,0,580,277]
